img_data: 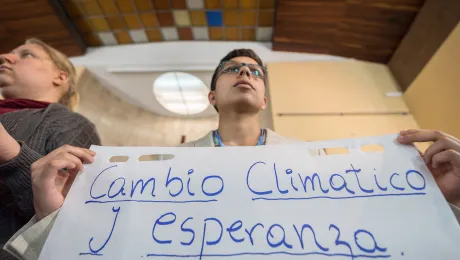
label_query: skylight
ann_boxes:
[153,72,210,116]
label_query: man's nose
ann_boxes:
[238,65,251,78]
[0,53,16,65]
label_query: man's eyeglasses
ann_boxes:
[218,61,267,79]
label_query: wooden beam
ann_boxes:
[0,0,86,57]
[48,0,87,54]
[388,0,460,91]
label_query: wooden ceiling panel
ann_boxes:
[275,27,337,44]
[334,43,394,63]
[0,0,86,57]
[276,0,345,21]
[273,41,331,55]
[273,0,346,54]
[275,1,345,32]
[0,1,50,21]
[273,0,425,63]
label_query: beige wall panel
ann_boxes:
[274,115,419,141]
[268,60,408,115]
[274,115,429,152]
[404,23,460,137]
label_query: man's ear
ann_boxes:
[208,91,217,106]
[260,96,267,110]
[52,71,69,87]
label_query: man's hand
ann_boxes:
[31,145,95,220]
[0,123,21,164]
[397,129,460,207]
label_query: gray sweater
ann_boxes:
[0,104,100,259]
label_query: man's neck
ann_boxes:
[217,111,262,146]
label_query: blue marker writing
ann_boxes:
[88,206,120,254]
[286,169,299,191]
[406,170,426,191]
[199,218,223,260]
[90,165,117,199]
[273,163,288,194]
[152,212,176,244]
[226,220,245,243]
[346,164,374,193]
[131,178,156,198]
[245,223,264,246]
[166,167,183,197]
[293,224,329,252]
[390,173,405,191]
[180,217,195,246]
[201,175,224,197]
[246,161,273,195]
[329,174,355,194]
[107,177,126,198]
[298,173,330,194]
[187,169,195,196]
[266,224,293,249]
[354,229,387,253]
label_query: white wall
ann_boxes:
[70,42,347,118]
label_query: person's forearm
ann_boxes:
[0,142,42,219]
[0,134,21,164]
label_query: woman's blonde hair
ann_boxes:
[25,38,79,111]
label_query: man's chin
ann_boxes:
[0,85,15,99]
[0,76,14,89]
[230,99,263,114]
[0,83,12,89]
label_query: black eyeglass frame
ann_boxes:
[217,60,268,79]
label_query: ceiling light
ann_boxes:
[153,72,209,116]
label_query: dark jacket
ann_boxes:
[0,103,100,259]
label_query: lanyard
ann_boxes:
[215,129,264,147]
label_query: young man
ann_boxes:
[3,49,460,259]
[0,39,100,259]
[182,49,299,147]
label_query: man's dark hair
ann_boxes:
[210,49,265,91]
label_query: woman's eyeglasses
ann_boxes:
[219,61,267,79]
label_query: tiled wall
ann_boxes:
[64,0,276,46]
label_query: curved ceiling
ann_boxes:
[4,0,458,106]
[1,0,428,64]
[62,0,277,45]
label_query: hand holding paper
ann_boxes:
[397,129,460,207]
[11,131,460,260]
[32,134,460,260]
[30,145,95,220]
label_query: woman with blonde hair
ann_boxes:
[0,38,100,259]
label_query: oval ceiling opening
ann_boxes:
[153,72,209,116]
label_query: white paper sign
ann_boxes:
[39,134,460,260]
